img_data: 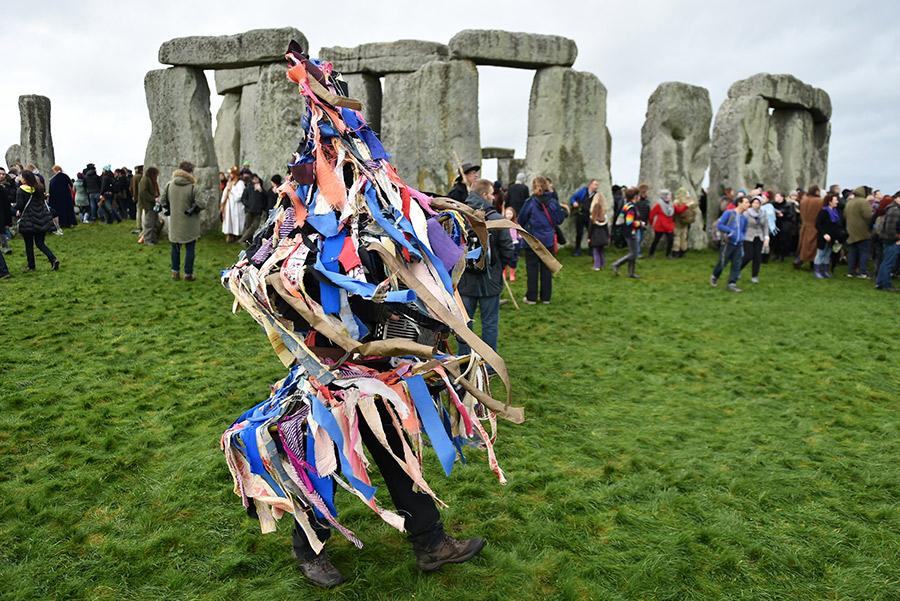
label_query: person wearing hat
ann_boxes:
[447,163,480,202]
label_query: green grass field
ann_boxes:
[1,222,897,601]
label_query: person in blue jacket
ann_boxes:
[710,195,751,292]
[518,175,566,304]
[569,179,598,256]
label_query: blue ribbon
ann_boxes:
[364,183,422,260]
[306,427,337,517]
[309,395,377,500]
[403,375,456,477]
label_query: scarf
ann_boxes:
[658,198,674,217]
[746,206,762,225]
[825,206,840,223]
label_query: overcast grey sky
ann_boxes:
[1,0,897,191]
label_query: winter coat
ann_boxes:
[744,208,770,242]
[880,203,900,243]
[772,199,797,234]
[507,183,529,214]
[518,193,566,249]
[797,195,823,261]
[588,219,610,247]
[240,181,267,215]
[569,186,592,218]
[0,180,13,227]
[100,171,115,198]
[161,169,202,244]
[131,173,143,204]
[83,167,102,194]
[844,188,873,244]
[48,171,77,227]
[447,181,468,202]
[137,175,157,211]
[457,192,515,298]
[649,200,687,233]
[73,179,89,207]
[14,186,54,234]
[815,208,843,250]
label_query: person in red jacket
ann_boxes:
[648,189,687,258]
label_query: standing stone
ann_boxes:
[810,122,830,188]
[449,30,577,69]
[5,144,22,169]
[727,73,831,122]
[381,60,481,194]
[159,28,307,69]
[144,67,219,232]
[639,82,712,249]
[239,83,259,171]
[526,67,611,217]
[769,109,815,194]
[214,92,241,172]
[342,73,382,132]
[18,95,55,175]
[214,66,261,95]
[250,63,306,181]
[319,41,447,76]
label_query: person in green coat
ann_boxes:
[844,186,874,278]
[160,161,203,281]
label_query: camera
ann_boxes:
[184,203,202,217]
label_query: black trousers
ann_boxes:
[292,399,442,560]
[741,238,764,277]
[573,213,586,252]
[649,231,673,257]
[524,247,553,302]
[22,232,57,270]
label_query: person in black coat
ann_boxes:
[238,173,268,244]
[446,163,480,202]
[99,166,122,224]
[813,193,843,278]
[0,167,14,254]
[48,166,77,228]
[14,170,59,271]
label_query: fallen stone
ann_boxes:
[525,67,612,225]
[143,67,219,232]
[215,66,261,95]
[381,60,480,194]
[482,147,515,160]
[18,95,55,175]
[342,73,382,132]
[214,92,241,172]
[159,28,307,69]
[638,82,712,249]
[449,30,577,69]
[5,144,22,169]
[319,40,448,76]
[728,73,831,122]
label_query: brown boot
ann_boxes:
[296,551,344,588]
[184,273,195,282]
[414,534,485,572]
[171,271,181,280]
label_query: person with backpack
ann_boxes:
[14,170,59,272]
[518,176,566,304]
[875,194,900,291]
[160,161,203,281]
[611,187,644,278]
[456,178,515,353]
[710,195,750,292]
[671,187,698,258]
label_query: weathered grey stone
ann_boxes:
[320,40,448,76]
[251,63,306,181]
[18,95,55,175]
[769,109,815,194]
[342,73,382,132]
[381,60,481,194]
[482,147,515,160]
[639,82,712,249]
[159,28,306,69]
[5,144,22,169]
[525,67,612,223]
[143,67,219,232]
[728,73,831,122]
[214,66,261,95]
[214,92,241,171]
[238,83,259,170]
[497,158,525,187]
[449,30,577,69]
[810,122,830,188]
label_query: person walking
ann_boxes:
[648,188,686,258]
[14,170,59,271]
[457,178,514,353]
[740,196,770,283]
[48,165,76,228]
[874,195,900,291]
[220,166,245,243]
[844,186,874,278]
[161,162,203,281]
[518,176,566,303]
[813,194,843,279]
[795,186,823,269]
[710,196,750,292]
[611,187,643,278]
[588,192,610,271]
[138,167,160,245]
[568,179,598,256]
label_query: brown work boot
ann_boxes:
[171,271,181,281]
[414,534,485,572]
[297,551,344,588]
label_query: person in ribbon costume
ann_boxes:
[219,42,561,588]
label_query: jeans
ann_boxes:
[171,240,196,275]
[22,232,57,269]
[291,398,442,559]
[592,245,606,269]
[741,238,764,277]
[876,242,899,289]
[88,193,101,222]
[457,294,500,354]
[636,228,644,257]
[712,243,743,284]
[100,199,121,223]
[649,231,673,257]
[612,235,639,275]
[814,246,832,267]
[524,247,553,302]
[847,239,871,275]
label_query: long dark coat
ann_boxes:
[48,171,77,227]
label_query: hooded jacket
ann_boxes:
[457,191,515,298]
[161,169,202,244]
[844,187,873,244]
[518,193,566,249]
[14,185,54,234]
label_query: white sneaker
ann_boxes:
[751,277,759,284]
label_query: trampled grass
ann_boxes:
[0,222,897,601]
